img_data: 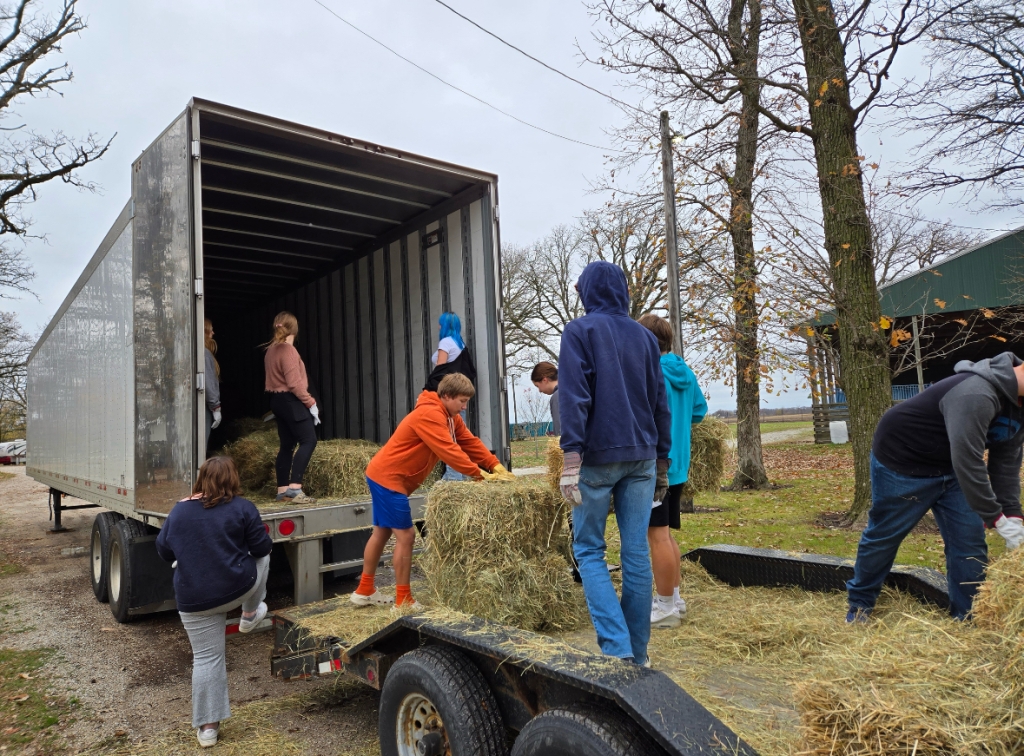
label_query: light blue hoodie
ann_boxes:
[661,353,708,485]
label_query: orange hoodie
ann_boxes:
[365,390,501,495]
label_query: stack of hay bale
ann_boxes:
[795,547,1024,754]
[420,478,585,632]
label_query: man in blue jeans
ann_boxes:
[847,352,1024,622]
[558,261,672,664]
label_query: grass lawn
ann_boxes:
[0,648,77,753]
[511,437,554,468]
[598,442,1007,573]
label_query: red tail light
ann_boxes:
[264,523,271,535]
[278,519,296,536]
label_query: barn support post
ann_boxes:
[911,315,924,394]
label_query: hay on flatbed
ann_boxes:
[682,416,729,495]
[420,479,584,632]
[546,436,563,492]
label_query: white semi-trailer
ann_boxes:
[26,99,509,622]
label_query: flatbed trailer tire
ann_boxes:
[511,703,658,756]
[107,518,149,623]
[379,645,507,756]
[90,512,124,603]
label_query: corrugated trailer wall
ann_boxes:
[26,202,136,505]
[227,194,503,454]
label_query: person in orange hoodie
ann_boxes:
[352,373,515,608]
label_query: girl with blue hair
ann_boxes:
[432,311,465,366]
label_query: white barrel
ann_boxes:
[829,421,849,444]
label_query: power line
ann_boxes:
[311,0,625,153]
[428,0,642,114]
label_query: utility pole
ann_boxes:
[660,111,683,357]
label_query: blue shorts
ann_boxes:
[366,477,413,530]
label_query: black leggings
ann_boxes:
[269,392,317,487]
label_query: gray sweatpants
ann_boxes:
[179,555,270,728]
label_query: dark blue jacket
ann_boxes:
[155,495,273,613]
[558,261,671,465]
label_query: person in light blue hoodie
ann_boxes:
[559,261,672,665]
[638,314,707,629]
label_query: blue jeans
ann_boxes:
[573,459,655,660]
[847,454,987,620]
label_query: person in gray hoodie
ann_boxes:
[847,352,1024,622]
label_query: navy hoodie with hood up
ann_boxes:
[558,261,671,465]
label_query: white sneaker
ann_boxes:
[238,601,267,633]
[350,590,394,607]
[393,599,424,613]
[651,599,681,629]
[197,725,219,748]
[675,596,688,618]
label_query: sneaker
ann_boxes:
[197,725,219,748]
[275,491,290,501]
[239,602,268,633]
[675,596,688,618]
[288,490,317,505]
[350,590,394,607]
[846,607,872,624]
[393,599,424,612]
[641,657,652,669]
[651,600,681,629]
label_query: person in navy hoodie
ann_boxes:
[559,261,672,665]
[156,456,273,749]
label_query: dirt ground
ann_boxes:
[0,467,383,755]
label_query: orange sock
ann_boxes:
[355,573,375,596]
[395,584,412,606]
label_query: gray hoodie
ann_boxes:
[873,352,1024,525]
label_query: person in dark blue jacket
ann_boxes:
[156,456,273,749]
[559,261,672,665]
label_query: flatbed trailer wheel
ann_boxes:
[511,703,657,756]
[90,512,123,602]
[107,519,149,623]
[379,645,507,756]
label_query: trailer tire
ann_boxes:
[90,512,124,602]
[107,519,148,623]
[379,645,507,756]
[510,703,658,756]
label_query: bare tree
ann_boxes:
[899,0,1024,204]
[0,310,29,439]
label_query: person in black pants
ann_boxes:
[264,311,319,504]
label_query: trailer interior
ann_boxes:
[195,104,501,451]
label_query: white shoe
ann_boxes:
[651,599,681,629]
[197,725,219,748]
[350,590,394,607]
[393,599,424,613]
[238,601,267,633]
[675,596,688,618]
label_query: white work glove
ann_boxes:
[210,409,222,429]
[994,515,1024,550]
[310,403,321,426]
[560,452,582,505]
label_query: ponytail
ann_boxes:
[264,311,298,349]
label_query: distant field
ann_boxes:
[728,420,814,437]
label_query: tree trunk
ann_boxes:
[793,0,891,519]
[729,0,770,490]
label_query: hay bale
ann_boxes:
[546,436,563,492]
[420,479,584,632]
[683,416,729,495]
[223,429,279,491]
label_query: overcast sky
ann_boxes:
[6,0,1023,416]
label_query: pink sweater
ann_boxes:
[264,343,314,408]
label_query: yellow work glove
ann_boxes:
[479,468,498,482]
[490,463,517,482]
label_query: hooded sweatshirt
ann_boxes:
[365,390,501,495]
[558,261,671,465]
[661,353,708,485]
[873,352,1024,525]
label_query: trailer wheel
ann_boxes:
[511,703,657,756]
[90,512,124,602]
[379,645,507,756]
[107,519,148,623]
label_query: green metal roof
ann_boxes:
[814,225,1024,326]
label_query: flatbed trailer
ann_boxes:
[26,99,509,622]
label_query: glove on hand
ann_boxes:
[560,452,582,505]
[490,463,517,482]
[211,409,222,430]
[310,404,321,426]
[995,514,1024,550]
[654,459,670,503]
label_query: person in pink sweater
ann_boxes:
[264,312,319,504]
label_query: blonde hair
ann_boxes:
[267,311,298,348]
[204,318,220,378]
[438,373,475,399]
